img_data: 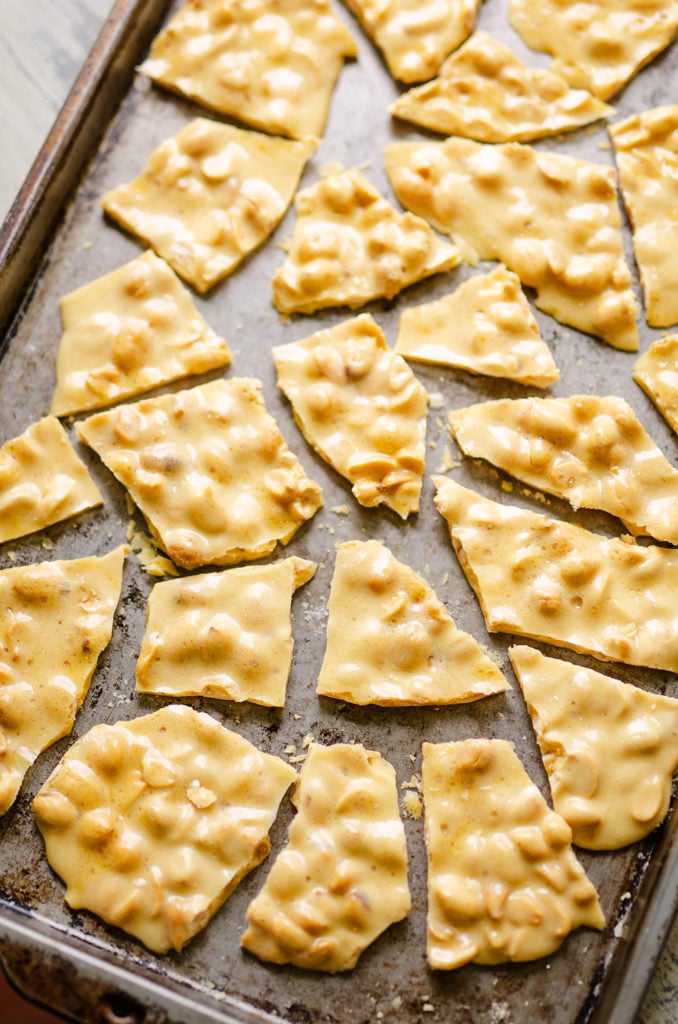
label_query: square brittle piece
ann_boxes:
[0,416,103,544]
[136,556,316,706]
[52,250,231,416]
[76,378,323,570]
[33,705,296,953]
[139,0,357,140]
[102,119,317,293]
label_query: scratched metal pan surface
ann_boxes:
[0,0,677,1022]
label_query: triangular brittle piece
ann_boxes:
[271,168,459,314]
[76,378,323,570]
[395,265,559,387]
[0,416,103,544]
[52,251,231,416]
[449,394,678,544]
[610,106,678,328]
[384,138,638,351]
[136,556,316,706]
[509,0,678,101]
[344,0,481,83]
[241,743,410,971]
[33,706,296,953]
[390,32,613,142]
[0,546,127,816]
[509,644,678,850]
[102,119,317,293]
[633,335,678,435]
[273,314,427,517]
[139,0,357,140]
[317,539,509,705]
[422,738,604,970]
[432,476,678,672]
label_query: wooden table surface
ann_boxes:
[0,2,677,1023]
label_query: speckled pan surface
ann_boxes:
[0,1,677,1023]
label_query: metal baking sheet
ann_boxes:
[1,2,677,1022]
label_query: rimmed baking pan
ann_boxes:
[1,2,677,1022]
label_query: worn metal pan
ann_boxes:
[1,1,677,1022]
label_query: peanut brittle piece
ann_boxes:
[102,119,317,293]
[390,32,612,142]
[0,416,103,544]
[76,378,323,570]
[432,476,678,672]
[273,314,427,517]
[317,539,509,705]
[344,0,481,83]
[136,556,316,706]
[509,644,678,850]
[272,168,459,314]
[0,546,127,816]
[633,334,678,434]
[139,0,357,139]
[51,251,231,416]
[449,395,678,544]
[422,738,604,969]
[395,265,559,387]
[33,705,296,953]
[241,742,410,971]
[610,105,678,328]
[509,0,678,101]
[384,137,638,351]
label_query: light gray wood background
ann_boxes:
[0,1,676,1022]
[0,0,113,221]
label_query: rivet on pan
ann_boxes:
[99,990,146,1024]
